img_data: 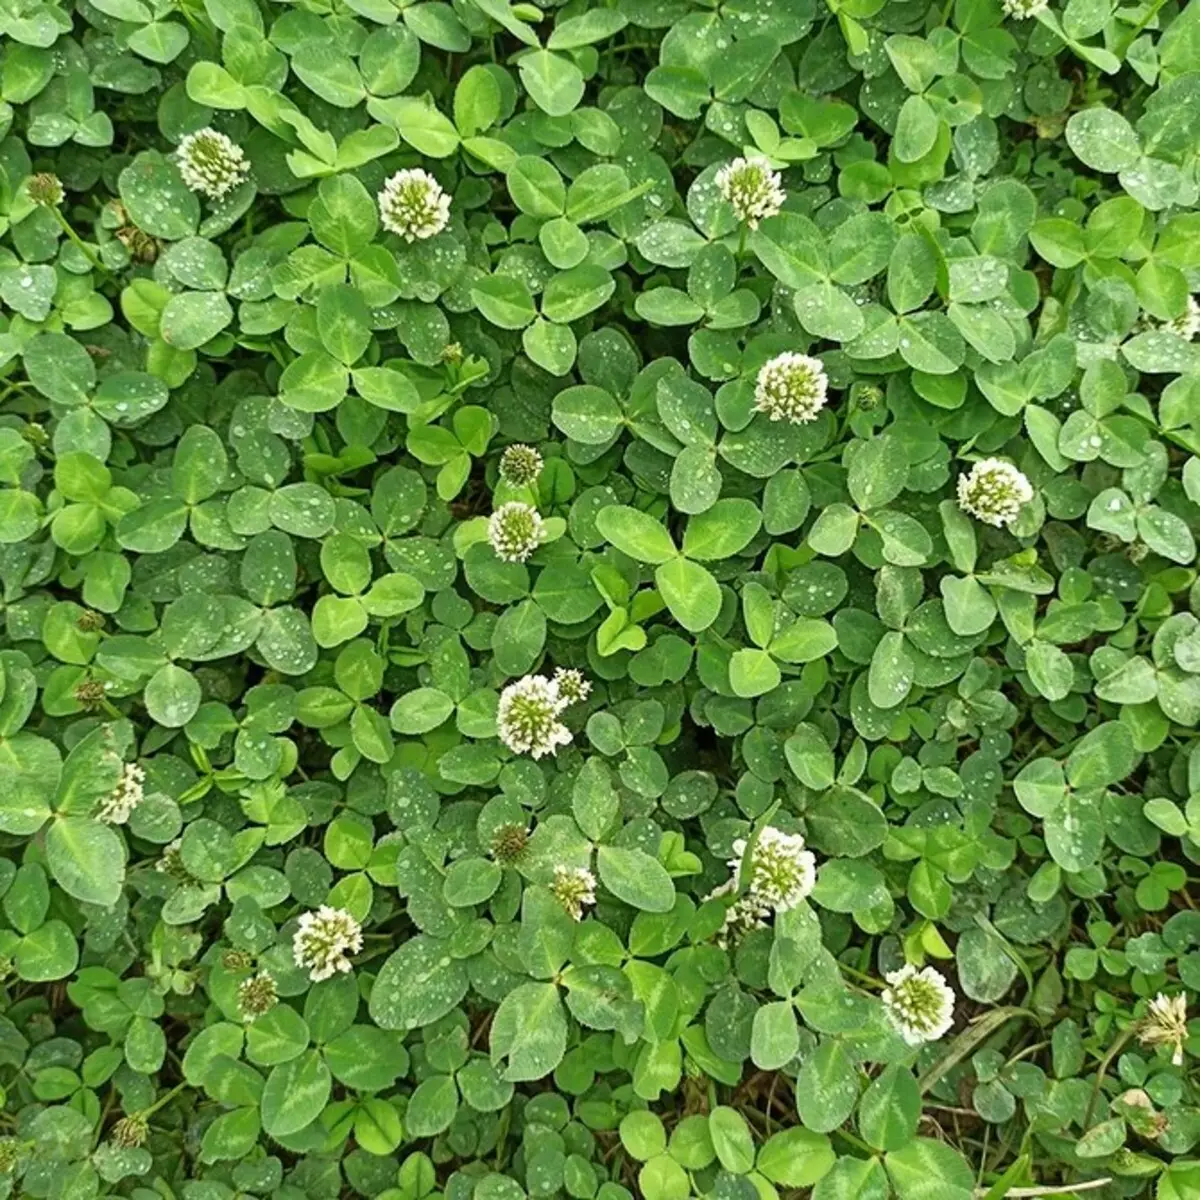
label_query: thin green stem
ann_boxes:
[840,963,881,988]
[51,208,111,278]
[1081,1026,1134,1132]
[1117,0,1166,56]
[141,1080,189,1119]
[835,1128,875,1155]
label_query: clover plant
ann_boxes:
[0,0,1198,1197]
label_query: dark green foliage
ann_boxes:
[0,0,1198,1197]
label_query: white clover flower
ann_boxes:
[715,156,785,229]
[551,865,596,921]
[705,878,772,948]
[176,128,249,199]
[882,964,957,1045]
[706,825,816,947]
[292,906,363,982]
[378,168,452,242]
[730,826,817,913]
[956,458,1033,528]
[553,668,591,706]
[754,352,829,424]
[98,762,145,825]
[1164,296,1200,342]
[497,675,572,759]
[1002,0,1049,16]
[1139,993,1189,1066]
[488,501,546,562]
[499,443,543,487]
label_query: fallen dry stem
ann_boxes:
[974,1180,1112,1198]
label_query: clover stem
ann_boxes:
[140,1080,189,1119]
[51,208,111,279]
[1117,0,1166,54]
[840,963,881,988]
[983,1182,1112,1198]
[1080,1025,1134,1132]
[835,1128,874,1155]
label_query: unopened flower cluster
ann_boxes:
[552,667,591,706]
[497,670,590,759]
[957,458,1033,527]
[27,172,63,207]
[292,906,363,982]
[499,443,543,487]
[552,865,596,921]
[1139,992,1190,1066]
[491,822,529,863]
[715,157,785,228]
[378,168,452,242]
[238,971,278,1020]
[882,964,957,1045]
[755,353,829,424]
[109,1114,149,1150]
[176,128,249,199]
[488,502,546,562]
[709,825,816,945]
[156,838,188,879]
[98,762,145,825]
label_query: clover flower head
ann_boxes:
[729,825,817,913]
[956,458,1033,527]
[156,837,188,879]
[378,168,452,242]
[882,964,957,1045]
[552,668,591,706]
[74,678,107,710]
[176,128,249,199]
[1139,992,1189,1066]
[22,421,48,448]
[715,156,785,229]
[1002,0,1049,16]
[754,352,829,424]
[98,762,145,825]
[499,443,544,487]
[27,172,63,208]
[706,878,772,949]
[497,675,571,759]
[490,822,529,863]
[855,383,884,411]
[0,1138,17,1173]
[552,865,596,921]
[488,501,546,562]
[116,221,159,264]
[76,608,104,632]
[1165,296,1200,342]
[110,1114,149,1149]
[238,970,278,1020]
[292,906,363,982]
